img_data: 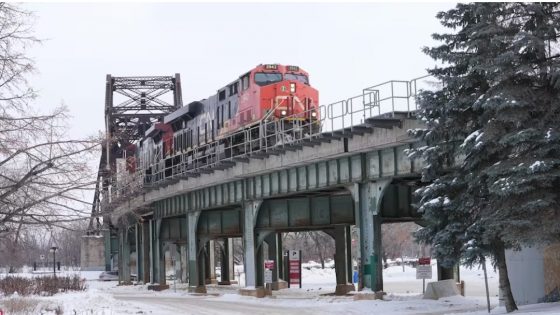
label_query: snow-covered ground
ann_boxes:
[0,262,558,315]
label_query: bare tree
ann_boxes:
[52,221,89,268]
[0,3,99,246]
[307,231,334,269]
[382,222,425,269]
[282,231,335,268]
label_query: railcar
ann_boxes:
[137,64,319,182]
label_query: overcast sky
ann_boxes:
[24,2,452,138]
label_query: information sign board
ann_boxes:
[288,250,301,288]
[416,265,432,279]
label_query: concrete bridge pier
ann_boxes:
[255,235,265,289]
[333,225,355,295]
[218,238,236,285]
[351,180,390,292]
[206,240,218,284]
[103,228,112,271]
[264,233,286,290]
[204,240,218,284]
[187,211,206,293]
[196,241,208,291]
[134,224,142,283]
[240,201,264,297]
[139,221,150,283]
[118,227,132,284]
[149,219,167,286]
[179,243,188,283]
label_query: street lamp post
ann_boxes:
[50,247,58,277]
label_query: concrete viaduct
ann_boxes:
[105,112,444,296]
[83,74,464,297]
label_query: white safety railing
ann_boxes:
[102,75,436,208]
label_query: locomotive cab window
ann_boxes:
[284,73,309,85]
[254,72,282,86]
[219,90,226,101]
[241,74,250,90]
[229,82,239,96]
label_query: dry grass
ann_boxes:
[0,275,86,296]
[2,297,40,314]
[1,298,64,315]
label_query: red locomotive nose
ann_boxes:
[270,81,318,120]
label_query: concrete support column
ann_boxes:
[150,219,163,284]
[334,225,354,295]
[264,233,286,290]
[141,221,150,283]
[119,228,131,284]
[135,225,141,282]
[199,241,207,287]
[103,228,111,271]
[219,238,234,285]
[117,229,123,281]
[346,226,353,284]
[372,215,383,291]
[149,220,155,283]
[158,242,166,286]
[256,241,264,287]
[351,180,390,291]
[180,244,188,283]
[277,233,284,281]
[187,211,206,293]
[207,240,217,284]
[242,200,262,289]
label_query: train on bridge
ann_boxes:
[124,64,320,184]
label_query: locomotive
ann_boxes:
[135,64,320,183]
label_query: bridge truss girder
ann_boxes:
[89,74,183,231]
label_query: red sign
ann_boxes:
[288,250,301,288]
[264,260,275,269]
[418,257,431,265]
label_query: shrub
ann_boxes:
[0,275,87,296]
[0,276,34,296]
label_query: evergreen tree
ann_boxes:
[411,3,560,312]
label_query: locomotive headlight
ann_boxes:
[281,110,287,116]
[311,111,317,117]
[290,83,296,93]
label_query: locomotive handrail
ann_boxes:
[102,74,436,206]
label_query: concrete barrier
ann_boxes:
[353,291,385,301]
[239,287,266,298]
[423,279,461,300]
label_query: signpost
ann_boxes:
[264,260,275,285]
[287,250,302,288]
[416,257,432,293]
[50,247,58,277]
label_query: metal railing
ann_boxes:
[100,75,436,210]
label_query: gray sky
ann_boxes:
[25,2,452,137]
